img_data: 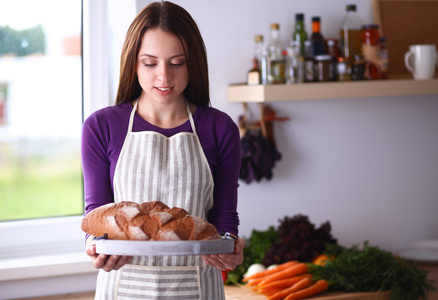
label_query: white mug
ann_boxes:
[404,44,438,80]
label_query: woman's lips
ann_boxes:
[155,86,174,95]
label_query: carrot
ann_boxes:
[261,290,278,297]
[258,263,308,287]
[258,273,312,294]
[246,277,265,286]
[267,276,313,300]
[283,279,329,300]
[243,261,298,282]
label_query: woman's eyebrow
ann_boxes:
[139,53,185,59]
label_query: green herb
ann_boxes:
[226,226,279,285]
[308,241,436,300]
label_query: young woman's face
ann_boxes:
[137,28,189,104]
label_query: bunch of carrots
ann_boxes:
[242,261,329,300]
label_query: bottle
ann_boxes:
[267,23,286,84]
[251,35,269,84]
[326,38,341,59]
[246,35,263,85]
[310,16,326,56]
[253,35,264,65]
[292,13,308,57]
[260,48,269,84]
[247,58,261,85]
[340,4,363,63]
[379,36,388,79]
[326,38,340,81]
[362,24,380,80]
[285,41,302,84]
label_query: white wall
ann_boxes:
[134,0,438,253]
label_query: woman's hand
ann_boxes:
[201,238,245,271]
[86,237,133,272]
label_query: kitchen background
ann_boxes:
[131,0,438,253]
[1,0,437,298]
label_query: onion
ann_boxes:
[243,263,266,279]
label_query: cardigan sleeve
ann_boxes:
[203,111,241,237]
[81,112,114,216]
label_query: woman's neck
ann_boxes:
[135,98,189,129]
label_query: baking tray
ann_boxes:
[96,238,235,256]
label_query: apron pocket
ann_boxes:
[115,264,201,300]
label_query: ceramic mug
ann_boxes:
[404,44,438,80]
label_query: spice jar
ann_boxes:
[362,24,380,80]
[314,55,333,82]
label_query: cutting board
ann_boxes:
[224,285,391,300]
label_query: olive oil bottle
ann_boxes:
[340,4,363,62]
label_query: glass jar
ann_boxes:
[314,55,333,82]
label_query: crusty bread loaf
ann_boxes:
[81,201,221,241]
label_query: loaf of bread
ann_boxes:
[81,201,221,241]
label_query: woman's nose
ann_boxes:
[157,63,171,81]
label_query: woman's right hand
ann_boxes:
[86,237,133,272]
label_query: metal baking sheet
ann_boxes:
[96,238,235,256]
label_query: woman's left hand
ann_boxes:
[201,238,245,271]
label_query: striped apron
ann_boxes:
[94,100,224,300]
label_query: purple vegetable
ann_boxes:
[262,214,337,266]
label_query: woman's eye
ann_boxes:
[141,60,184,68]
[171,61,185,67]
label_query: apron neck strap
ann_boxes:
[128,100,138,133]
[186,101,197,135]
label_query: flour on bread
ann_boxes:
[150,211,174,226]
[156,230,181,241]
[122,206,141,221]
[128,226,149,240]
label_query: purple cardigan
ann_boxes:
[81,101,241,236]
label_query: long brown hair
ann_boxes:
[115,1,210,107]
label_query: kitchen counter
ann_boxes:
[224,262,438,300]
[224,261,438,299]
[224,285,391,300]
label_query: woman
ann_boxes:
[81,1,244,299]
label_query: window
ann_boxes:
[0,0,83,221]
[0,2,137,297]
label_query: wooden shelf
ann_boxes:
[227,78,438,103]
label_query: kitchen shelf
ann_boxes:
[227,78,438,103]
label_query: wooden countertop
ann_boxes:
[224,285,391,300]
